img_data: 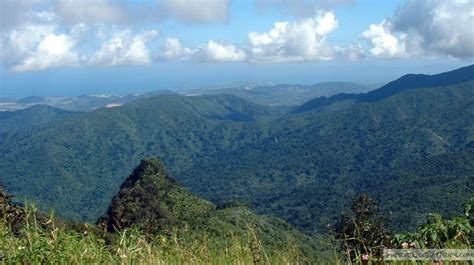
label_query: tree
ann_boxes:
[332,193,391,263]
[0,185,25,235]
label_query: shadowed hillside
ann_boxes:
[0,105,80,134]
[99,158,324,258]
[295,64,474,113]
[0,66,472,234]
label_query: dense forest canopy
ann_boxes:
[0,65,473,234]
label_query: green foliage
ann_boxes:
[97,158,327,260]
[0,104,79,134]
[100,158,215,233]
[332,195,473,264]
[0,186,25,235]
[4,190,470,264]
[295,64,474,112]
[0,69,473,235]
[332,194,391,263]
[0,212,334,264]
[0,179,332,264]
[392,198,473,249]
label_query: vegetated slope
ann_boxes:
[0,160,328,264]
[0,94,278,221]
[0,105,81,134]
[183,81,474,232]
[295,64,474,113]
[99,158,322,258]
[0,67,472,234]
[101,157,215,232]
[189,82,371,106]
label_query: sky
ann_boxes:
[0,0,473,97]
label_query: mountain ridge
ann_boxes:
[183,81,372,106]
[294,64,474,113]
[0,105,81,134]
[98,157,323,258]
[0,65,472,233]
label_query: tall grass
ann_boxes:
[2,202,470,264]
[0,205,334,264]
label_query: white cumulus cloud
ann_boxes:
[89,29,158,66]
[12,33,79,72]
[160,38,192,60]
[393,0,474,58]
[1,24,81,72]
[362,0,474,59]
[1,24,53,64]
[361,20,406,59]
[248,11,338,62]
[196,40,247,62]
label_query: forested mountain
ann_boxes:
[0,159,326,263]
[0,105,80,134]
[0,94,280,221]
[0,66,472,234]
[184,80,473,232]
[186,82,372,106]
[295,64,474,113]
[99,157,322,257]
[0,81,370,112]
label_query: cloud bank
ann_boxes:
[248,11,338,62]
[160,38,192,60]
[196,41,247,62]
[362,0,474,59]
[0,0,472,72]
[89,29,158,67]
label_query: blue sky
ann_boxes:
[0,0,472,97]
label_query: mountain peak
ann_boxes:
[362,64,474,102]
[100,158,214,233]
[118,158,169,188]
[294,64,474,113]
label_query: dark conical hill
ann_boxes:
[103,158,214,232]
[99,158,324,258]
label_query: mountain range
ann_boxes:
[0,105,80,134]
[0,158,326,263]
[0,82,371,112]
[184,82,372,106]
[295,64,474,112]
[98,157,323,257]
[0,65,472,234]
[0,90,176,112]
